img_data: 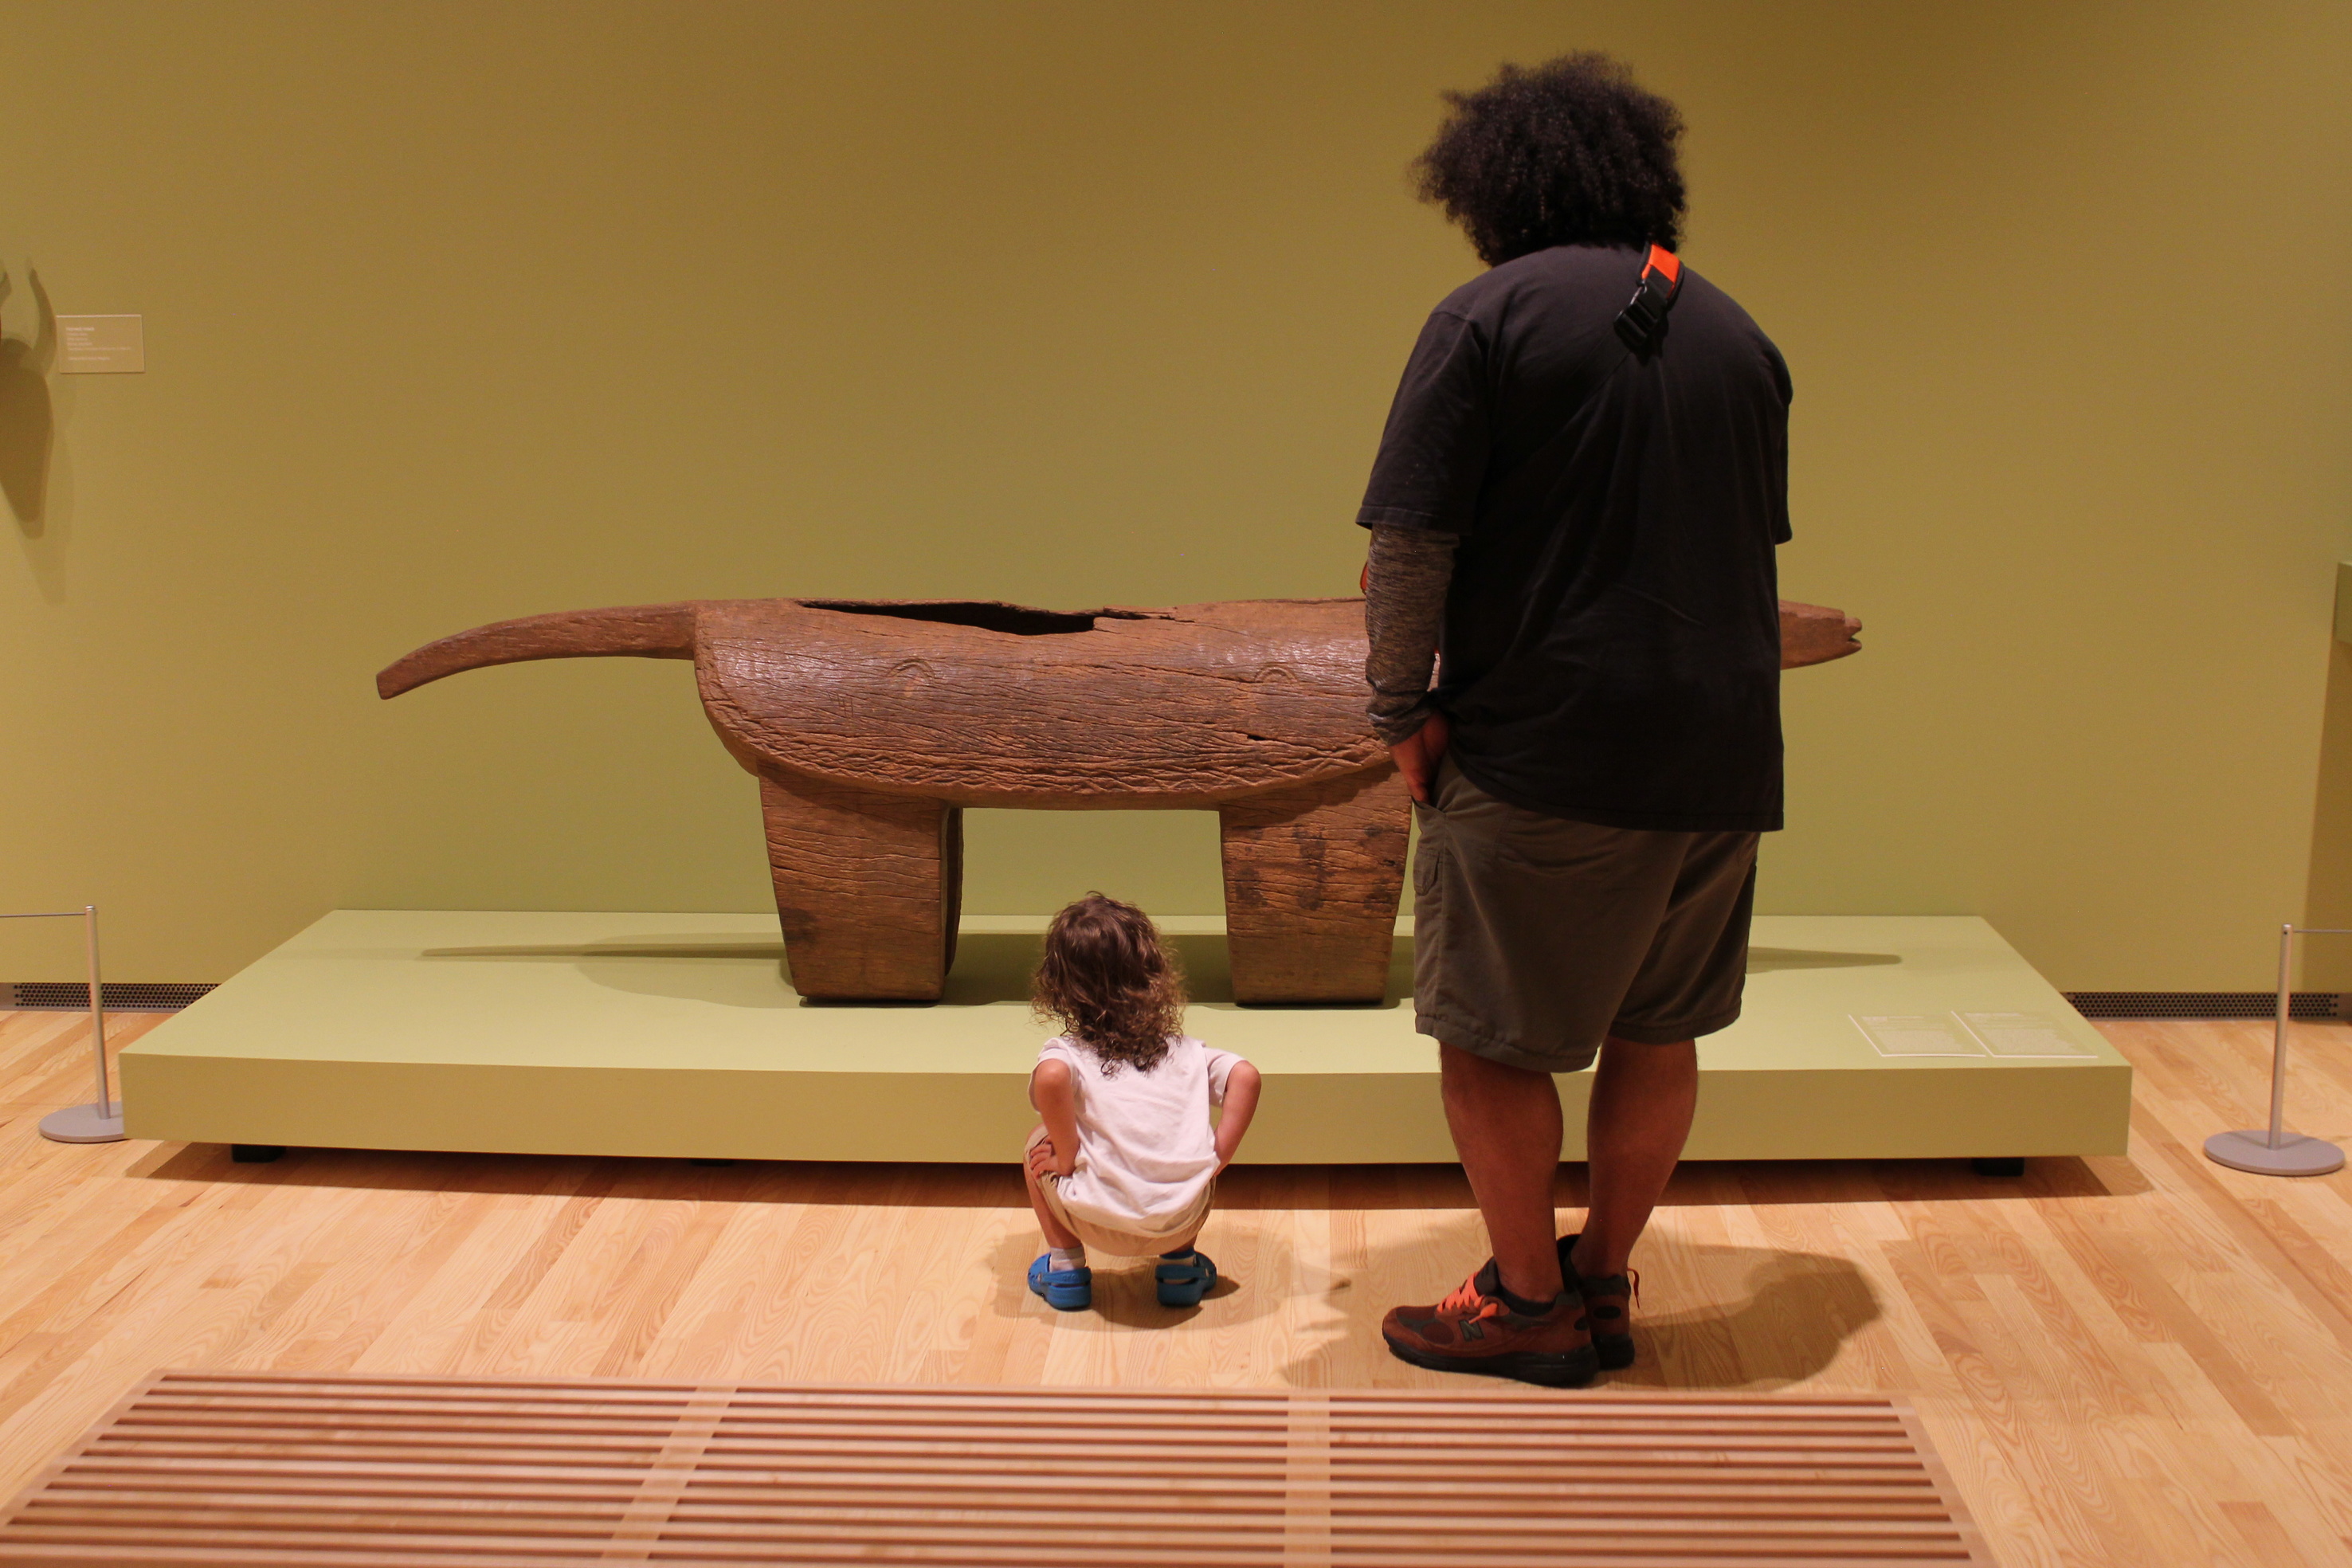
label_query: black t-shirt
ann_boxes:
[1357,244,1793,833]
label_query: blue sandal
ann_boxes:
[1154,1248,1217,1307]
[1027,1253,1092,1311]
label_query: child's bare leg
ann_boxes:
[1025,1162,1082,1251]
[1023,1126,1082,1252]
[1157,1221,1206,1257]
[1151,1217,1216,1306]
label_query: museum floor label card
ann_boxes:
[1956,1011,2098,1057]
[1852,1014,1986,1057]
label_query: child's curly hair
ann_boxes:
[1031,893,1188,1075]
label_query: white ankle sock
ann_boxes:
[1047,1246,1086,1272]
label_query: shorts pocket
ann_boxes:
[1410,813,1448,895]
[1494,813,1626,876]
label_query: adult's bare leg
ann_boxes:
[1439,1042,1566,1303]
[1569,1036,1698,1280]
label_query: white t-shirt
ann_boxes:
[1037,1034,1242,1237]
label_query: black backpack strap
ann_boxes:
[1612,244,1683,357]
[1427,244,1684,511]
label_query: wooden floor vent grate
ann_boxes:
[0,1370,1994,1566]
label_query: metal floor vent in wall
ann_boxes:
[2065,990,2350,1021]
[6,982,216,1012]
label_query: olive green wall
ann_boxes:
[2,2,2346,989]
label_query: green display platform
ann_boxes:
[120,911,2129,1164]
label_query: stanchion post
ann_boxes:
[84,905,110,1121]
[2203,923,2346,1177]
[4,904,129,1144]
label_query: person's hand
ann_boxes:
[1025,1137,1060,1181]
[1389,711,1451,805]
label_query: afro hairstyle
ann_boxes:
[1415,53,1687,265]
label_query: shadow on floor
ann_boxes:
[1680,1154,2151,1204]
[408,935,1895,1010]
[1606,1245,1884,1389]
[1745,947,1903,972]
[1287,1241,1880,1391]
[414,931,1408,1010]
[1214,1154,2145,1209]
[409,940,1392,1010]
[126,1144,2146,1206]
[115,1147,1470,1205]
[125,1143,1037,1205]
[984,1231,1268,1331]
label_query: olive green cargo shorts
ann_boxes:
[1412,759,1760,1073]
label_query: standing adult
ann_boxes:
[1364,55,1793,1388]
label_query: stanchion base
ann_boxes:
[39,1103,127,1144]
[2204,1130,2345,1177]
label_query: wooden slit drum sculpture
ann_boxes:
[379,597,1861,1004]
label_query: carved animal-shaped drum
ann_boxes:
[379,596,1861,1003]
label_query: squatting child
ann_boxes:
[1022,893,1261,1311]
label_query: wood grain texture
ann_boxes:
[759,771,962,1002]
[0,1011,2345,1563]
[384,597,1404,1002]
[698,598,1385,809]
[376,594,1859,1002]
[382,598,1391,807]
[374,604,699,699]
[0,1374,1989,1566]
[1220,769,1412,1005]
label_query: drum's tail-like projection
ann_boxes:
[376,603,701,699]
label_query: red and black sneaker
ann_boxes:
[1381,1260,1597,1388]
[1558,1234,1638,1371]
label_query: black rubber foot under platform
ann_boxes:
[1972,1156,2025,1177]
[231,1145,286,1163]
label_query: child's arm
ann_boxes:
[1029,1058,1082,1179]
[1212,1060,1261,1170]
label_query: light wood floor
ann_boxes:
[0,1010,2346,1565]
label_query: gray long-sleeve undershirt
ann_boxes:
[1362,523,1459,747]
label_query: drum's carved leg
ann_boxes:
[759,770,961,1002]
[1219,766,1410,1004]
